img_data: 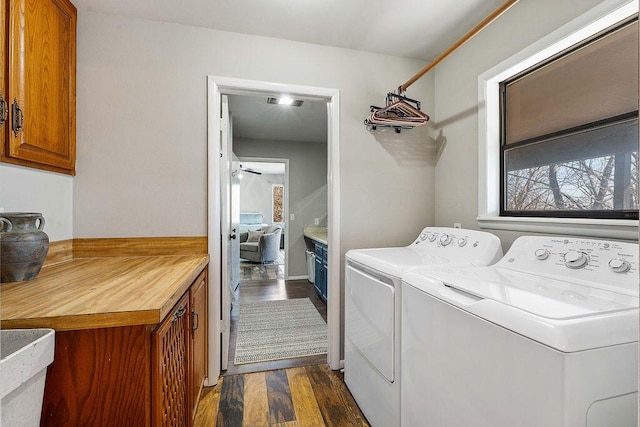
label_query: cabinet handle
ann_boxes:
[12,100,23,137]
[192,311,199,332]
[172,306,187,323]
[0,94,7,128]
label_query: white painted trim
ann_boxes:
[477,0,639,239]
[206,78,222,384]
[287,275,309,281]
[478,216,639,240]
[239,156,289,278]
[208,76,342,373]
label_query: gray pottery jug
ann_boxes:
[0,213,49,283]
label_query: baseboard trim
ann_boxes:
[287,275,310,281]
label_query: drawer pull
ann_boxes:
[192,311,199,332]
[172,306,187,323]
[0,94,7,128]
[12,100,23,137]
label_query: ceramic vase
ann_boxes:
[0,213,49,283]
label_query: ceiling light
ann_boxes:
[267,97,304,107]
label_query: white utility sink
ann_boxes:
[1,329,55,427]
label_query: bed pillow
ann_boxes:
[246,230,264,243]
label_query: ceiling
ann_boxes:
[228,95,327,143]
[72,0,506,61]
[240,162,285,176]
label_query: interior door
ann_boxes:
[220,95,232,371]
[231,153,241,290]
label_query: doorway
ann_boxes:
[207,76,341,384]
[236,158,288,283]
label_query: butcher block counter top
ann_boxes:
[1,255,209,331]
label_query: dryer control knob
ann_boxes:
[534,248,550,260]
[608,259,631,273]
[420,233,428,241]
[564,251,588,269]
[439,234,452,246]
[428,233,437,242]
[457,237,468,247]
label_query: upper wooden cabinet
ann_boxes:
[1,0,77,175]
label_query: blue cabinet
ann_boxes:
[313,242,328,301]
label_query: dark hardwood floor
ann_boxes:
[194,365,370,427]
[194,266,369,426]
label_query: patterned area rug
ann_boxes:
[234,298,327,365]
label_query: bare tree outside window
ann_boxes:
[506,154,638,212]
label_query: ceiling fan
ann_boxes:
[239,164,262,175]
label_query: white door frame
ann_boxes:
[207,76,341,379]
[238,156,290,279]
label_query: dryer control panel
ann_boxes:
[497,236,638,294]
[410,227,504,266]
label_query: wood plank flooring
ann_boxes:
[193,274,366,426]
[194,365,370,426]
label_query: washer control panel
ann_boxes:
[498,236,638,292]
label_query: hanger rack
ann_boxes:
[365,92,430,133]
[365,0,518,133]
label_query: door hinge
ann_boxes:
[220,320,226,333]
[220,117,227,130]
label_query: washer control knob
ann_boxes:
[457,237,468,247]
[564,251,588,269]
[534,248,550,260]
[420,233,428,241]
[428,233,437,242]
[439,234,452,246]
[608,259,631,273]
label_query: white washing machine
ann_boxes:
[344,227,503,427]
[402,236,639,427]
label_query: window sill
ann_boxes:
[477,216,638,240]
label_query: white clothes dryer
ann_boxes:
[344,227,503,427]
[402,236,639,427]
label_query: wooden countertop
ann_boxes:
[1,255,209,331]
[303,227,328,245]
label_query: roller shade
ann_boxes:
[505,21,638,144]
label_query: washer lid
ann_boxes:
[346,248,455,278]
[404,267,639,352]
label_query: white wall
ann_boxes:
[239,172,285,221]
[235,139,328,277]
[0,164,73,242]
[74,11,436,263]
[432,0,606,250]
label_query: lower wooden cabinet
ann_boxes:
[41,269,208,426]
[190,272,208,419]
[152,293,191,427]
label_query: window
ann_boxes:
[499,19,638,220]
[272,184,284,223]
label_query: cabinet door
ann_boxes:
[152,293,190,427]
[5,0,76,174]
[0,0,7,150]
[190,271,207,420]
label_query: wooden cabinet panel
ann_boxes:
[0,0,7,151]
[190,270,208,419]
[152,293,191,427]
[41,325,152,427]
[3,0,76,174]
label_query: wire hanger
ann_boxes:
[365,91,430,133]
